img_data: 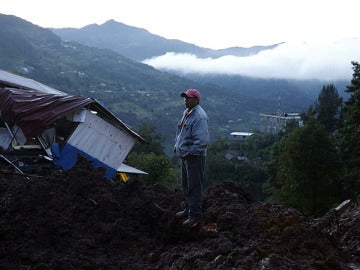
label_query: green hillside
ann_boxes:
[0,14,297,153]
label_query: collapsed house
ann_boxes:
[0,69,146,179]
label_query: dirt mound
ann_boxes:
[1,156,359,269]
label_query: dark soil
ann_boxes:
[1,156,360,269]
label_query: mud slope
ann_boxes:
[1,157,359,269]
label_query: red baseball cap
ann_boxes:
[180,89,201,100]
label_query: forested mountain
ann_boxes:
[1,14,296,153]
[51,19,352,110]
[186,73,349,110]
[52,19,281,61]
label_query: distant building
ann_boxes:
[259,112,303,133]
[230,132,254,140]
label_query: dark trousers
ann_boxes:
[181,155,205,218]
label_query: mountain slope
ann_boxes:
[51,19,338,109]
[52,19,281,61]
[0,14,291,154]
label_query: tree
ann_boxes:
[126,121,177,187]
[127,152,177,187]
[267,117,341,217]
[315,84,342,132]
[131,121,164,155]
[338,61,360,196]
[301,84,342,133]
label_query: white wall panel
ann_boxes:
[67,110,136,169]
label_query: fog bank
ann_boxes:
[143,39,360,81]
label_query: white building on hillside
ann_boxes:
[259,112,303,133]
[230,132,254,140]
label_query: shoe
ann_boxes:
[175,210,188,219]
[182,217,202,228]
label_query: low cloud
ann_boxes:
[143,39,360,81]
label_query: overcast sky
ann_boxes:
[2,0,360,80]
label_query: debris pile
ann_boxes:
[1,157,359,269]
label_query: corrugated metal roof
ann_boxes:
[0,69,67,95]
[0,87,94,139]
[0,69,145,143]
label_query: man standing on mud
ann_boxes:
[174,88,209,227]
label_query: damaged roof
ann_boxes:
[0,87,93,138]
[0,69,144,142]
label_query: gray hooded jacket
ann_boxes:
[174,105,209,158]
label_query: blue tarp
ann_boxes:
[52,143,116,179]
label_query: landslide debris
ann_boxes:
[1,157,359,269]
